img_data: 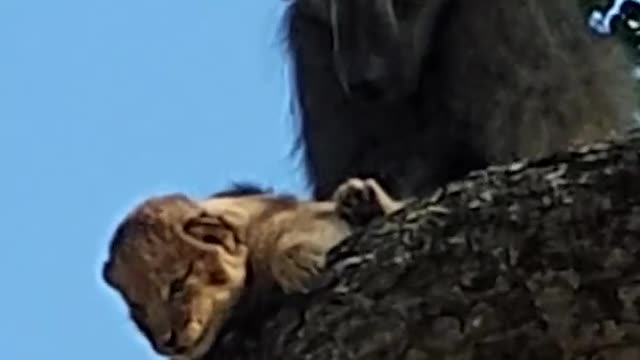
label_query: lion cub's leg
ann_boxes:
[272,240,329,293]
[271,178,405,293]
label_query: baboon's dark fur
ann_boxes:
[285,0,637,200]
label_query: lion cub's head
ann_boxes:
[102,194,249,359]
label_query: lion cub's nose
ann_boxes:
[157,330,187,354]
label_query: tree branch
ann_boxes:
[205,130,640,360]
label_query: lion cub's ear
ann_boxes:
[181,212,239,254]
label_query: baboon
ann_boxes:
[285,0,637,200]
[102,178,403,360]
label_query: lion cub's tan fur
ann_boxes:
[102,178,402,360]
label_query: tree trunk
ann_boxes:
[204,130,640,360]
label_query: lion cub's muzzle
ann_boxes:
[152,320,205,357]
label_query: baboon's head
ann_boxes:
[292,0,435,101]
[102,194,248,359]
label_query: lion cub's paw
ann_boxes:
[272,242,326,294]
[333,178,387,226]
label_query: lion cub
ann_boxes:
[102,178,403,360]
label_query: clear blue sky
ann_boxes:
[0,1,307,358]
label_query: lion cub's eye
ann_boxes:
[168,264,193,299]
[168,279,185,298]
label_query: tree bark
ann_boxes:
[205,129,640,360]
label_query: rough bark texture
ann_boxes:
[204,130,640,360]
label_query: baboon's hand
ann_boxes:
[272,242,326,294]
[333,178,390,226]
